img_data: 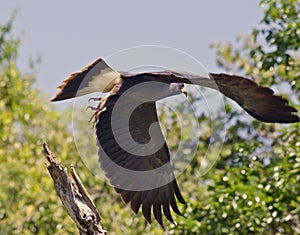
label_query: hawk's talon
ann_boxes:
[86,105,97,111]
[87,96,108,125]
[88,97,101,102]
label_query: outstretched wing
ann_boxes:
[51,58,120,101]
[51,58,299,122]
[126,71,299,123]
[208,73,299,123]
[96,94,185,227]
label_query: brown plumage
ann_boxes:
[51,58,299,227]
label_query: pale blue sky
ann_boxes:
[1,0,262,101]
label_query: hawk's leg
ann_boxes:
[87,96,109,124]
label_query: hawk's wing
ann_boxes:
[96,94,185,227]
[208,73,299,123]
[128,71,300,123]
[51,58,299,124]
[51,58,120,101]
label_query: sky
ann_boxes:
[1,0,263,104]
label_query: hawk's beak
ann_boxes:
[181,86,187,97]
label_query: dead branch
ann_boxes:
[43,143,107,235]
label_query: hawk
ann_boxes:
[51,58,299,227]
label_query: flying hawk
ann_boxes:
[51,58,299,227]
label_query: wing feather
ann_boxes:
[130,192,142,214]
[51,58,120,101]
[125,71,299,123]
[153,203,163,227]
[142,200,152,224]
[96,96,185,227]
[209,73,299,123]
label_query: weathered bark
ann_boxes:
[43,143,107,235]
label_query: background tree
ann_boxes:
[0,17,154,235]
[0,18,81,234]
[169,0,300,234]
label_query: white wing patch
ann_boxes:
[51,58,121,101]
[78,68,121,95]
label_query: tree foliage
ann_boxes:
[0,18,78,234]
[170,0,300,234]
[0,16,166,235]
